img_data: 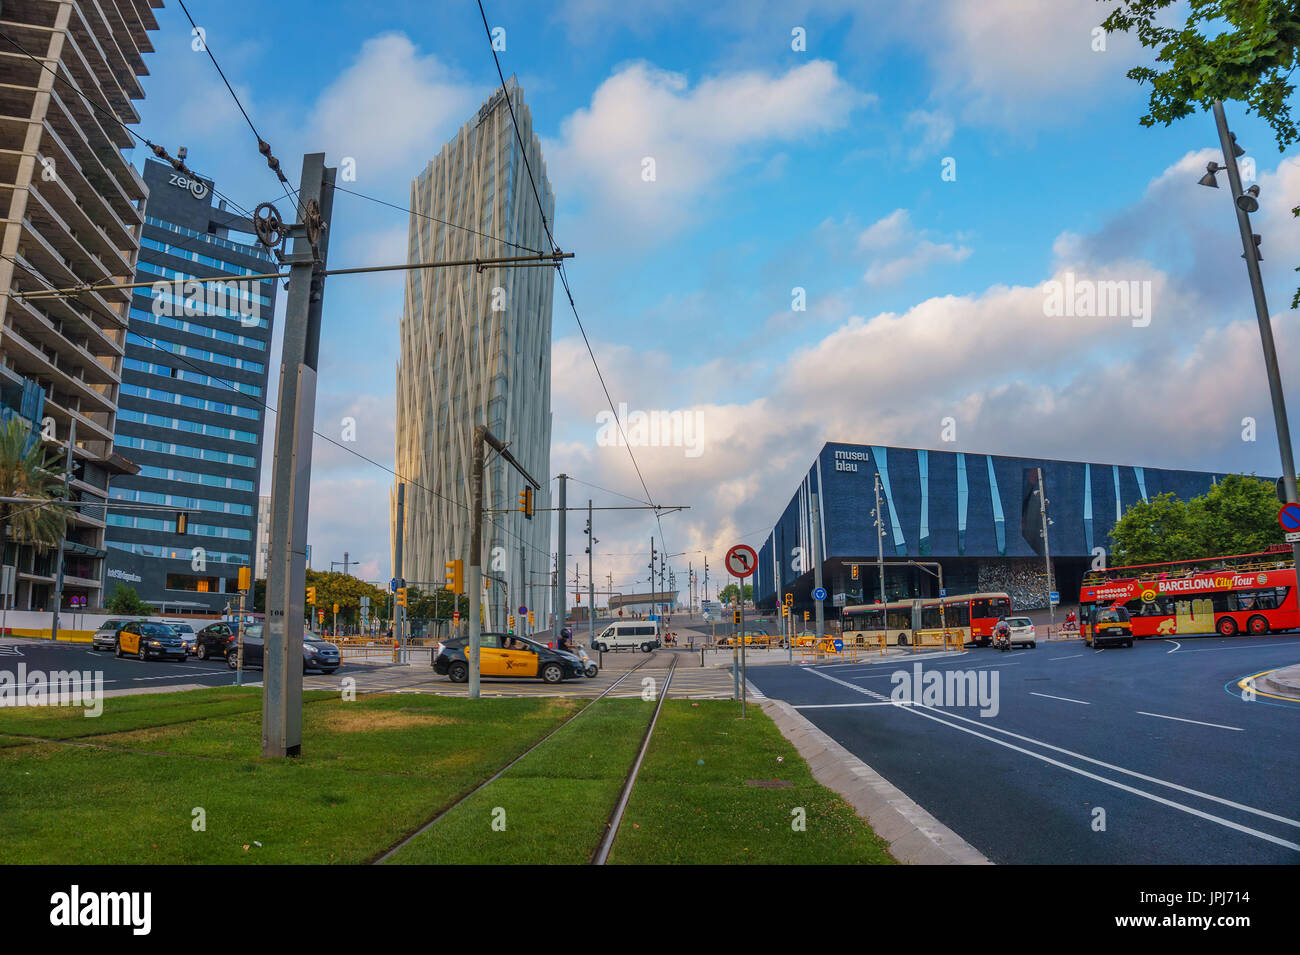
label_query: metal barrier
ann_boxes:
[796,637,863,662]
[910,628,966,652]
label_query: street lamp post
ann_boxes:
[1204,101,1300,570]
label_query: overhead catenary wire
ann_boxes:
[174,0,300,217]
[472,3,679,581]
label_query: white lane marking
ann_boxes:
[1030,692,1090,705]
[898,696,1299,852]
[794,701,908,709]
[1137,711,1244,732]
[1164,640,1181,654]
[1179,640,1300,653]
[801,666,1300,833]
[972,662,1021,669]
[1048,654,1083,661]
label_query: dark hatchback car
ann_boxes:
[433,632,585,684]
[222,624,342,674]
[194,622,236,660]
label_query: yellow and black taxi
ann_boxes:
[434,632,585,684]
[115,620,187,661]
[1082,604,1134,649]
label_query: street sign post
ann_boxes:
[1278,503,1300,533]
[813,586,827,601]
[1049,591,1060,606]
[724,543,757,719]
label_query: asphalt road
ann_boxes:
[745,634,1300,864]
[0,639,335,693]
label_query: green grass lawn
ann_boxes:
[0,688,583,864]
[0,689,895,865]
[607,700,896,865]
[384,698,658,865]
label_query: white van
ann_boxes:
[592,620,660,653]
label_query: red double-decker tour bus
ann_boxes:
[1079,546,1298,639]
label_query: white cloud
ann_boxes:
[302,33,481,183]
[855,209,972,285]
[904,108,954,161]
[546,60,869,237]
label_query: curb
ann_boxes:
[1257,663,1300,701]
[762,698,990,865]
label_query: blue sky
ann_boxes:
[130,1,1300,591]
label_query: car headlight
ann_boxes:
[303,644,316,654]
[149,640,161,646]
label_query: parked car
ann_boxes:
[434,632,585,684]
[115,621,186,661]
[223,624,341,674]
[194,622,235,660]
[91,618,133,652]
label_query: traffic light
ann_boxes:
[508,615,515,630]
[782,605,790,618]
[396,588,408,608]
[306,586,317,605]
[332,603,339,615]
[176,511,188,535]
[851,565,859,580]
[803,610,810,622]
[445,559,464,594]
[527,611,535,627]
[784,592,794,608]
[518,486,534,520]
[238,567,251,592]
[732,609,742,626]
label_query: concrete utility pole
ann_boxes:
[263,153,335,758]
[50,417,74,643]
[554,473,567,643]
[1036,467,1055,629]
[1211,101,1300,571]
[394,483,405,660]
[874,473,886,605]
[811,490,825,641]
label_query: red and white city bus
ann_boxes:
[840,591,1011,647]
[1079,547,1298,638]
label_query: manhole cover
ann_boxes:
[745,779,793,789]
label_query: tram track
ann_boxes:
[370,652,664,864]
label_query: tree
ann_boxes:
[718,583,753,605]
[1109,474,1282,564]
[0,417,68,562]
[105,584,154,616]
[1100,1,1300,301]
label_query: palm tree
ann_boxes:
[0,417,68,578]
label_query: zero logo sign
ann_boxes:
[168,172,209,200]
[725,543,757,578]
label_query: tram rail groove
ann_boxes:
[591,655,678,865]
[369,654,658,864]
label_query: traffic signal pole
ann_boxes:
[470,426,541,698]
[263,153,335,758]
[394,482,405,662]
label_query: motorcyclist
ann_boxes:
[558,626,575,653]
[994,618,1012,651]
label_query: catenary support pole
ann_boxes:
[263,153,335,758]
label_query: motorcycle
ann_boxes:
[994,625,1012,652]
[577,646,599,678]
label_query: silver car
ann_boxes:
[162,621,197,655]
[91,618,133,652]
[1002,616,1037,649]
